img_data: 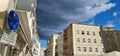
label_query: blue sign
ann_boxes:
[8,10,20,30]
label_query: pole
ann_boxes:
[3,45,8,56]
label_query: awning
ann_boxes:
[17,11,32,47]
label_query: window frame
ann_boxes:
[94,39,97,43]
[87,31,90,35]
[77,38,80,42]
[83,38,85,43]
[76,30,79,35]
[93,32,95,36]
[89,47,92,52]
[77,47,81,51]
[82,30,85,35]
[88,39,91,43]
[95,48,98,52]
[83,47,86,52]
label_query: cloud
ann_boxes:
[113,12,118,17]
[81,18,95,25]
[37,0,116,40]
[89,19,95,25]
[106,21,115,27]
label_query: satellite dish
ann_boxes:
[8,10,20,30]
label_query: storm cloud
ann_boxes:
[36,0,116,40]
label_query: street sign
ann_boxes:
[0,31,17,46]
[8,10,19,30]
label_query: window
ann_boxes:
[88,39,91,43]
[89,47,92,52]
[87,31,90,35]
[55,52,58,56]
[77,38,80,42]
[94,39,97,43]
[83,47,86,52]
[103,48,105,52]
[83,38,85,43]
[77,47,81,51]
[56,39,58,42]
[76,30,79,35]
[93,32,95,36]
[95,48,98,52]
[116,33,119,36]
[118,38,120,42]
[101,39,103,43]
[55,45,57,49]
[99,32,101,36]
[82,31,85,35]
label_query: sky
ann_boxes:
[36,0,120,48]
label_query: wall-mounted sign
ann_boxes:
[0,31,17,46]
[8,10,19,30]
[32,40,40,56]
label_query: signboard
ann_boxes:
[32,40,40,56]
[0,31,17,46]
[8,10,19,30]
[16,0,36,11]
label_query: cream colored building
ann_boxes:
[32,33,42,56]
[0,0,39,56]
[63,23,104,56]
[47,33,64,56]
[40,48,45,56]
[57,33,63,56]
[47,34,59,56]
